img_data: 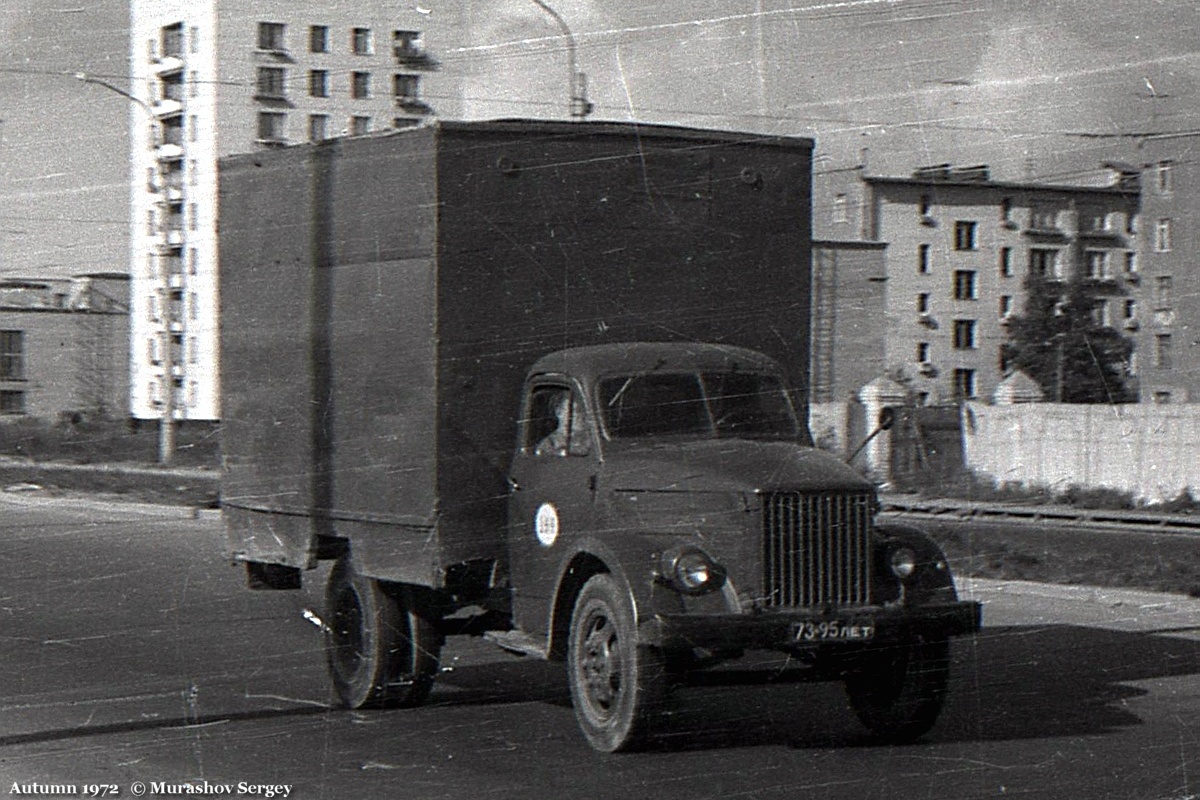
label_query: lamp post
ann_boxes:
[76,72,177,465]
[529,0,593,118]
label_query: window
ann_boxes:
[918,194,932,218]
[0,390,24,415]
[999,295,1013,318]
[309,25,329,53]
[999,247,1013,277]
[1082,208,1109,232]
[309,114,329,142]
[953,368,976,400]
[954,221,977,251]
[918,244,930,274]
[257,22,286,52]
[1153,390,1172,404]
[832,193,848,224]
[1156,161,1173,194]
[917,293,930,314]
[1085,250,1110,280]
[916,342,930,363]
[1124,252,1137,276]
[953,270,977,301]
[190,26,199,54]
[256,66,287,99]
[352,27,373,55]
[1154,219,1172,252]
[394,29,423,60]
[1124,299,1136,320]
[1029,248,1060,279]
[256,111,286,143]
[1091,301,1110,328]
[309,69,329,98]
[394,73,420,101]
[162,23,184,58]
[1000,197,1012,225]
[526,385,588,457]
[1030,207,1059,231]
[350,115,371,136]
[1155,275,1173,309]
[0,330,25,380]
[351,71,371,99]
[1155,334,1173,369]
[952,319,976,350]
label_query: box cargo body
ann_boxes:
[220,120,814,587]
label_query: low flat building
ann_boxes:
[0,274,130,421]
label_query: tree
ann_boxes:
[1001,274,1136,404]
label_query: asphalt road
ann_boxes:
[1,493,1197,799]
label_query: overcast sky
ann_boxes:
[1,0,1196,277]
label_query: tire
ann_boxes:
[324,556,443,709]
[567,574,667,753]
[844,635,950,743]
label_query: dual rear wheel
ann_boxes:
[325,556,443,709]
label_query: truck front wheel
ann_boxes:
[567,574,667,753]
[844,635,950,743]
[325,556,442,709]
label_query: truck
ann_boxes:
[219,119,981,752]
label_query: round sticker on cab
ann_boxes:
[535,502,560,547]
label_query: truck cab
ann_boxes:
[498,342,980,751]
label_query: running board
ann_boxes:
[483,629,549,659]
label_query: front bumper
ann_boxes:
[645,600,982,652]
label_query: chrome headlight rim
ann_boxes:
[658,546,728,596]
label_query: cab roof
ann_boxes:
[527,342,786,383]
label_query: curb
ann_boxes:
[882,495,1200,534]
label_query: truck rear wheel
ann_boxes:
[567,574,667,753]
[844,635,950,743]
[325,556,442,709]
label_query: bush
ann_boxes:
[1058,484,1137,511]
[0,417,220,468]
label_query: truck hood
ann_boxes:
[603,439,874,495]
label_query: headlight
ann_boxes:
[889,546,918,580]
[659,547,727,596]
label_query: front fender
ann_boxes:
[873,519,959,604]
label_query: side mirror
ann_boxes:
[878,407,895,431]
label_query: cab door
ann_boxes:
[507,378,601,638]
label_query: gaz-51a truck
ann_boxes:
[219,120,980,752]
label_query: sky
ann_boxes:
[0,0,1196,278]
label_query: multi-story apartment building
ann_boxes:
[127,1,465,422]
[1131,139,1199,403]
[0,274,130,421]
[815,163,1140,404]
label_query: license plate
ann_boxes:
[794,620,875,643]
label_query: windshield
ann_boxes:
[597,371,799,441]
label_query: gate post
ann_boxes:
[856,376,907,489]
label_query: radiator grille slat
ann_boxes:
[762,492,872,608]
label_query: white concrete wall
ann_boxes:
[963,401,1200,502]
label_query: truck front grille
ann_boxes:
[761,491,873,608]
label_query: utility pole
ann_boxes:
[529,0,593,118]
[77,73,177,465]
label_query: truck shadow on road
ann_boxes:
[433,623,1200,751]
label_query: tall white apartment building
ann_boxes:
[128,1,464,420]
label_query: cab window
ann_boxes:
[525,385,588,457]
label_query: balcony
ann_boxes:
[394,96,432,114]
[152,98,183,117]
[151,55,185,76]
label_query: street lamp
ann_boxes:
[76,72,177,465]
[529,0,593,118]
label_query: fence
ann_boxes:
[962,401,1200,503]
